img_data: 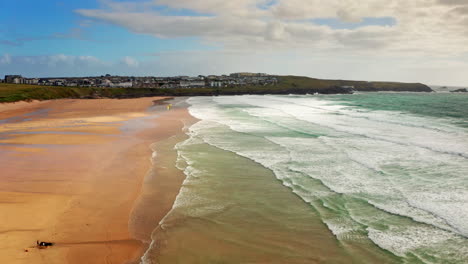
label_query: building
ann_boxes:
[5,75,24,84]
[2,73,279,89]
[180,80,206,88]
[24,78,39,85]
[230,72,267,78]
[210,81,224,87]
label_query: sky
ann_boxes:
[1,0,468,86]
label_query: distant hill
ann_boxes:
[274,76,433,93]
[0,76,433,103]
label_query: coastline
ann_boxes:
[0,76,432,104]
[129,98,196,262]
[0,97,192,264]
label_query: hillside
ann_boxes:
[0,76,433,103]
[275,76,433,92]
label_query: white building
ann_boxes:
[109,81,133,88]
[180,81,206,87]
[210,81,223,87]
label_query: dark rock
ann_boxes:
[451,88,468,93]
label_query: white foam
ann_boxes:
[232,95,468,158]
[221,96,468,236]
[185,95,468,261]
[367,226,468,262]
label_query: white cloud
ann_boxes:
[0,54,12,64]
[2,51,468,86]
[74,0,468,56]
[121,56,139,67]
[4,1,468,85]
[44,54,105,67]
[0,54,110,77]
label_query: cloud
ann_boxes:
[437,0,468,6]
[74,0,468,56]
[0,54,150,77]
[0,40,21,47]
[0,54,109,76]
[0,54,12,64]
[3,1,468,85]
[2,51,468,86]
[0,26,93,47]
[121,56,139,67]
[52,28,87,40]
[46,54,104,67]
[0,19,100,47]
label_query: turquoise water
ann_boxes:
[324,93,468,127]
[144,93,468,263]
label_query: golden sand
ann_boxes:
[0,98,191,264]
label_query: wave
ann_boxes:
[232,95,468,159]
[185,95,468,263]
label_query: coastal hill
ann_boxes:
[0,75,433,103]
[272,76,433,93]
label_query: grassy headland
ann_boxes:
[0,76,433,103]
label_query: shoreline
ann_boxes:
[129,98,196,263]
[0,97,193,264]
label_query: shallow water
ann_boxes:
[143,93,468,264]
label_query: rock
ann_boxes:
[451,88,467,93]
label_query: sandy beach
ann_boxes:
[0,97,192,264]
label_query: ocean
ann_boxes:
[142,93,468,264]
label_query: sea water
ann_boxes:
[143,93,468,264]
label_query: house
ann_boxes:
[180,80,206,88]
[230,72,267,78]
[113,82,133,88]
[24,78,39,85]
[210,81,224,87]
[5,75,24,84]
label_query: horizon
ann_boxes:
[3,73,465,88]
[2,1,468,86]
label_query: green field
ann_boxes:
[0,83,94,102]
[276,75,432,92]
[0,76,432,103]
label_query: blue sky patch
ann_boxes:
[0,0,213,61]
[312,17,397,29]
[257,0,279,10]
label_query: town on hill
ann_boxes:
[0,73,433,103]
[2,73,278,89]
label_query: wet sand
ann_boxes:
[0,98,192,264]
